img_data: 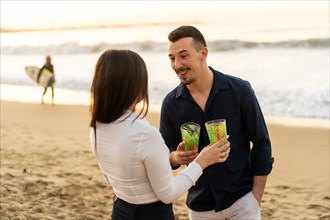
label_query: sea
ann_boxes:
[1,18,329,119]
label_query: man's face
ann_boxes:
[168,37,203,85]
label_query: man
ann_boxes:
[160,25,274,219]
[37,55,55,105]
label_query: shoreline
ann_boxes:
[1,100,329,219]
[1,98,328,129]
[1,84,329,120]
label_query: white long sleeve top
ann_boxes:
[90,111,202,204]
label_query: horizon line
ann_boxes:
[0,20,205,33]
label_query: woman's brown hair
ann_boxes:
[90,49,149,130]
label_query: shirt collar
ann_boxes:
[175,66,230,99]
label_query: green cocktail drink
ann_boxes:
[180,122,200,151]
[205,119,227,145]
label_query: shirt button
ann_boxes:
[209,170,212,174]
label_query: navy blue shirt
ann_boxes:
[160,67,274,212]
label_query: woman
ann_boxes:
[89,49,230,220]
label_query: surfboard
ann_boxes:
[25,66,55,87]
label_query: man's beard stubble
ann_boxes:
[181,76,196,85]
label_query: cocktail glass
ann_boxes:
[205,119,227,145]
[180,122,200,151]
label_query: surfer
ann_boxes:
[37,55,55,105]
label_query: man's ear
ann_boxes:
[200,47,208,60]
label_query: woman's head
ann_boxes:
[90,49,149,127]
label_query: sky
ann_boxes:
[1,1,329,30]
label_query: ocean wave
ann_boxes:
[1,38,329,55]
[207,38,330,51]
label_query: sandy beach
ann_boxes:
[1,100,329,220]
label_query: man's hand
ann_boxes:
[170,141,198,167]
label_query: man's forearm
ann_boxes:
[252,175,268,206]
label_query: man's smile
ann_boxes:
[176,68,189,75]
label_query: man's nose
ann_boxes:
[174,59,182,69]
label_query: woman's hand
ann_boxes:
[194,135,231,170]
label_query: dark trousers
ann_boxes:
[111,197,175,220]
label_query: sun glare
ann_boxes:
[1,1,329,31]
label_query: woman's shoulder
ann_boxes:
[129,117,162,139]
[133,117,159,136]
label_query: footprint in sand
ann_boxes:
[307,204,329,212]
